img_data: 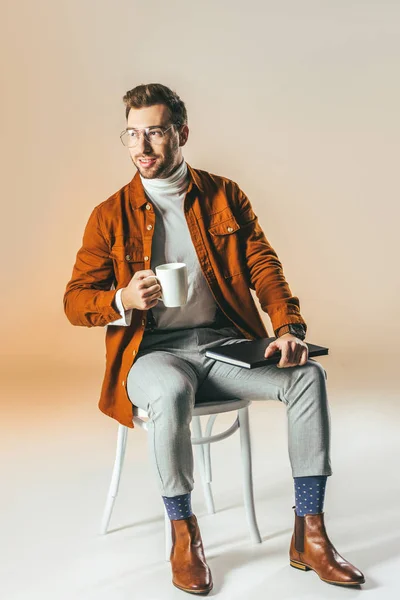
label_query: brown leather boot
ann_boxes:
[290,512,365,586]
[170,514,213,595]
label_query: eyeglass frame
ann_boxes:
[119,123,177,147]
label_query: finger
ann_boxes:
[293,344,304,365]
[278,343,290,367]
[142,284,161,299]
[140,277,159,291]
[135,270,156,280]
[142,293,161,308]
[299,347,309,366]
[142,276,159,289]
[146,297,160,308]
[264,341,278,357]
[288,342,298,364]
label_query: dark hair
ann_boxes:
[122,83,187,128]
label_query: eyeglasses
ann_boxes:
[120,124,175,147]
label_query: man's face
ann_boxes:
[126,104,188,179]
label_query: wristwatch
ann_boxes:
[275,323,306,341]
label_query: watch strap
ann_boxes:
[275,323,306,340]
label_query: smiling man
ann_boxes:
[64,83,365,594]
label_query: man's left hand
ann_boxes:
[264,333,309,368]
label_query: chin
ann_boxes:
[138,164,168,180]
[140,168,161,179]
[135,164,154,176]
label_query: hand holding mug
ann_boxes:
[121,270,161,311]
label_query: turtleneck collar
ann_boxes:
[140,159,189,197]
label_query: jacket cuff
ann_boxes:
[98,290,125,323]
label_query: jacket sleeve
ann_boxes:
[233,184,307,334]
[63,205,124,327]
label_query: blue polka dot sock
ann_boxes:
[294,476,327,516]
[162,493,193,521]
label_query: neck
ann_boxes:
[140,159,188,195]
[163,157,184,179]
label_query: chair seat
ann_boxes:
[133,398,251,419]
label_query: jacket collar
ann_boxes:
[128,161,203,209]
[186,163,204,193]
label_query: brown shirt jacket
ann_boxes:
[63,164,307,427]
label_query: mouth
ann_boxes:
[138,158,157,167]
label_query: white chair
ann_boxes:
[101,398,262,559]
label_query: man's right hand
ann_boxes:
[120,270,161,311]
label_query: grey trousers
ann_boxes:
[127,325,332,497]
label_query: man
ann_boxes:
[64,83,365,594]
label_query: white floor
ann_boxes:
[1,364,399,600]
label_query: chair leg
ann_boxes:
[238,407,262,544]
[100,424,129,535]
[192,416,216,514]
[204,414,218,483]
[164,506,172,561]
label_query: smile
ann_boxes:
[139,158,157,166]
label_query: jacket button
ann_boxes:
[132,349,137,355]
[147,224,153,230]
[145,204,151,210]
[122,380,125,387]
[144,256,149,261]
[141,319,146,326]
[125,254,131,260]
[227,226,233,233]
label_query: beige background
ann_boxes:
[2,0,399,391]
[2,2,400,598]
[1,0,399,393]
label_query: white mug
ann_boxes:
[155,262,188,307]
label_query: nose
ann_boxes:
[136,131,153,153]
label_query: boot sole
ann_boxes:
[172,581,213,595]
[290,560,365,586]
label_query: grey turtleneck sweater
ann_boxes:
[111,159,217,329]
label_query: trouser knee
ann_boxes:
[148,377,195,433]
[284,360,328,408]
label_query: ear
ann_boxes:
[178,124,189,147]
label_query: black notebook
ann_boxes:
[205,337,329,369]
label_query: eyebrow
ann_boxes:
[126,125,164,131]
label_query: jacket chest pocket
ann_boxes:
[207,214,245,278]
[110,241,145,283]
